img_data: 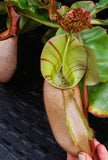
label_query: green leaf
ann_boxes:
[27,0,48,9]
[71,1,95,12]
[83,46,99,86]
[56,27,68,36]
[18,7,58,28]
[88,82,108,117]
[41,34,87,89]
[95,0,108,8]
[63,89,93,151]
[6,15,37,33]
[18,0,31,9]
[0,2,7,15]
[80,26,108,83]
[91,0,108,16]
[7,0,59,28]
[27,0,43,7]
[7,0,21,6]
[19,17,41,33]
[6,9,38,34]
[19,16,28,30]
[42,28,57,44]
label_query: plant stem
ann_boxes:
[78,32,83,45]
[83,86,88,120]
[49,0,55,20]
[6,0,59,28]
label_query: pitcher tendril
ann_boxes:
[0,2,21,40]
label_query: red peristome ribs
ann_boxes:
[57,7,92,33]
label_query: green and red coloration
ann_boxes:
[41,33,99,89]
[41,34,87,88]
[0,2,21,40]
[56,7,92,33]
[87,82,108,117]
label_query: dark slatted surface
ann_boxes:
[0,80,66,160]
